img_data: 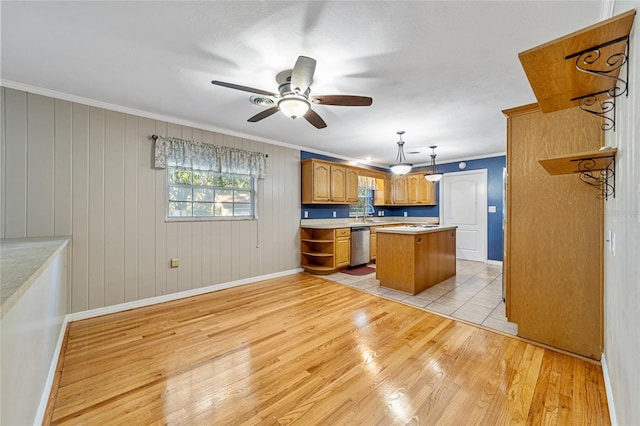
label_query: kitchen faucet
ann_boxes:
[362,203,375,222]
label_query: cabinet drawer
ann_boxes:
[335,228,351,238]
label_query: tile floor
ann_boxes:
[323,259,518,335]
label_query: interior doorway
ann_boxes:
[440,169,488,262]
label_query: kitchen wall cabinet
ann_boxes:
[378,173,436,206]
[302,158,437,206]
[345,167,359,204]
[408,173,436,205]
[392,176,408,204]
[301,159,359,204]
[503,103,604,360]
[374,176,392,206]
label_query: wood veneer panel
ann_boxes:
[45,274,610,424]
[519,9,636,113]
[504,104,604,359]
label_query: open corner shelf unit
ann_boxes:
[300,227,336,274]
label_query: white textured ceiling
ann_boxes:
[1,1,605,167]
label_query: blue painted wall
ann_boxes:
[300,151,505,261]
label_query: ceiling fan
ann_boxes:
[211,56,373,129]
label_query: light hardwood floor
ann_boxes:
[325,260,518,334]
[45,273,609,425]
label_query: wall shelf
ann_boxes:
[538,148,617,199]
[519,9,635,130]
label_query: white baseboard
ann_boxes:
[487,260,503,266]
[36,268,302,424]
[33,315,70,426]
[66,268,303,322]
[601,352,618,426]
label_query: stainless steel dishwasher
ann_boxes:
[350,227,370,267]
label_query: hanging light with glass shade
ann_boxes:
[424,146,443,182]
[389,131,413,175]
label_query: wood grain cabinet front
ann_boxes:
[503,103,604,360]
[301,159,359,204]
[300,227,351,273]
[334,228,351,268]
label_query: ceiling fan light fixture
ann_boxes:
[424,146,443,182]
[389,131,413,175]
[277,96,310,119]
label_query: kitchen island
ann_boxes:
[376,225,457,295]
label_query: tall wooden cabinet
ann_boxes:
[503,103,604,359]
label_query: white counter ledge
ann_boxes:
[300,217,439,229]
[376,225,457,235]
[0,237,70,318]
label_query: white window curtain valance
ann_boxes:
[154,136,267,179]
[358,175,378,191]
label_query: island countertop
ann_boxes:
[376,225,457,234]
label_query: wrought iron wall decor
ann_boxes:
[565,35,630,132]
[573,155,616,200]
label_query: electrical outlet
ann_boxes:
[333,211,336,218]
[404,211,408,217]
[304,211,308,218]
[170,258,179,268]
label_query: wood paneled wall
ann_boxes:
[0,88,301,313]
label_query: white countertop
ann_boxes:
[376,225,457,235]
[300,217,439,229]
[0,237,70,318]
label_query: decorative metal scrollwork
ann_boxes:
[574,157,616,200]
[575,92,616,131]
[566,36,630,132]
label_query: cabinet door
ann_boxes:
[345,167,359,203]
[335,237,350,267]
[374,176,391,206]
[392,176,408,204]
[407,175,420,204]
[330,165,346,202]
[312,162,331,202]
[420,179,436,205]
[370,232,377,261]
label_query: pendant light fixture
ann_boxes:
[424,146,443,182]
[389,131,413,175]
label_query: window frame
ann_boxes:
[349,188,374,218]
[165,166,258,222]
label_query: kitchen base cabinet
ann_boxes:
[369,227,377,262]
[300,227,350,274]
[376,227,456,295]
[335,228,351,268]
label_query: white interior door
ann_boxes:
[440,170,487,262]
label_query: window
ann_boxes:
[349,187,374,217]
[154,135,266,221]
[167,167,255,219]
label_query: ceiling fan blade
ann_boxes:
[311,95,373,106]
[304,108,327,129]
[247,106,280,122]
[212,80,278,97]
[290,56,316,94]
